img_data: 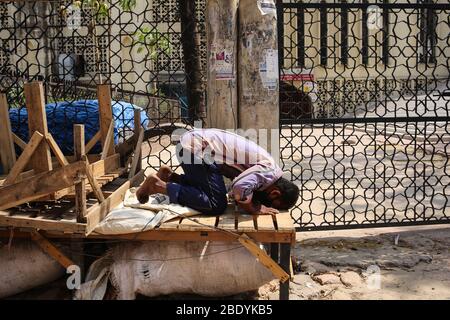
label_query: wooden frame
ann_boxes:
[0,81,137,231]
[0,93,16,173]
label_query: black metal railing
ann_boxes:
[278,0,450,230]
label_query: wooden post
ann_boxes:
[97,84,115,157]
[133,108,142,174]
[74,124,87,223]
[179,0,206,122]
[206,0,239,130]
[23,82,52,173]
[279,243,291,300]
[0,93,16,173]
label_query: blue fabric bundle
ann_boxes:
[8,99,149,156]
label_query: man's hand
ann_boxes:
[236,201,279,216]
[258,205,279,216]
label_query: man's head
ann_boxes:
[253,177,300,210]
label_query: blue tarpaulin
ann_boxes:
[8,99,149,157]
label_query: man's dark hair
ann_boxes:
[274,177,300,210]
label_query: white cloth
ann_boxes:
[92,188,200,235]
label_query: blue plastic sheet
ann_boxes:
[8,99,149,156]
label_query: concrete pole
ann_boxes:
[238,0,279,154]
[206,0,239,130]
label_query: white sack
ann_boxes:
[0,240,65,298]
[76,241,275,300]
[93,188,200,235]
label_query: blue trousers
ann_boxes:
[166,152,228,215]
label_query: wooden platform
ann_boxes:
[0,171,143,235]
[87,207,295,244]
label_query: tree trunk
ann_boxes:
[179,0,205,124]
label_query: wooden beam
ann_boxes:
[82,155,105,203]
[133,109,142,174]
[85,130,101,154]
[97,84,115,157]
[134,108,142,135]
[12,133,27,150]
[23,81,53,173]
[45,133,69,166]
[128,128,144,179]
[0,169,35,187]
[0,161,86,211]
[51,154,121,199]
[0,227,294,243]
[3,131,44,186]
[0,93,16,173]
[238,234,290,283]
[0,214,86,234]
[101,121,114,160]
[85,170,144,235]
[31,231,75,269]
[74,125,87,223]
[90,153,120,177]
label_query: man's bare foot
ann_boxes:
[136,174,167,204]
[156,165,172,182]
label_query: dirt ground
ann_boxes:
[8,224,450,300]
[257,224,450,300]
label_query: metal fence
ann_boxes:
[0,0,204,171]
[277,0,450,230]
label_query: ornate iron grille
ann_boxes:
[278,0,450,230]
[0,0,206,174]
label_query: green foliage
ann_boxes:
[133,27,172,62]
[118,0,137,11]
[7,88,25,108]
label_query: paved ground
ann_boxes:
[257,224,450,300]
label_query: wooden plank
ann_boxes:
[238,234,290,283]
[0,161,86,211]
[74,125,87,222]
[85,170,144,235]
[217,212,237,231]
[274,212,295,231]
[46,133,69,166]
[237,214,256,232]
[0,169,35,186]
[24,81,52,173]
[85,130,101,154]
[52,163,124,200]
[256,215,276,231]
[31,231,75,269]
[182,215,219,230]
[101,121,114,160]
[3,131,44,186]
[97,84,115,157]
[133,109,142,174]
[128,128,144,179]
[90,153,120,177]
[0,227,294,243]
[12,133,27,150]
[160,217,183,230]
[0,93,16,172]
[0,221,85,236]
[83,155,105,203]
